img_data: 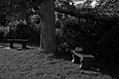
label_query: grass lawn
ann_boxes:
[0,43,118,79]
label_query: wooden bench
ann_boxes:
[4,39,29,49]
[71,50,94,69]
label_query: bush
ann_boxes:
[56,18,83,53]
[0,26,9,42]
[6,21,40,44]
[56,18,119,64]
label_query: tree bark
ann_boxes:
[39,0,57,53]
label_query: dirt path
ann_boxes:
[0,44,115,79]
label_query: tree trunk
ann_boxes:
[39,0,57,53]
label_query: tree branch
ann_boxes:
[55,7,118,23]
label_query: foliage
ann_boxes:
[0,26,9,42]
[56,15,119,64]
[54,0,119,64]
[0,0,45,27]
[55,0,75,9]
[0,0,42,43]
[5,16,40,43]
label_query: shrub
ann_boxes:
[56,18,83,53]
[5,20,40,44]
[0,26,9,42]
[56,18,119,64]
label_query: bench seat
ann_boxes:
[4,39,29,49]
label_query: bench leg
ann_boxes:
[10,42,14,48]
[22,43,27,49]
[72,54,82,68]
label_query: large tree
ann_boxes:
[39,0,57,53]
[0,0,57,53]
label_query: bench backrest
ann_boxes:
[4,39,28,43]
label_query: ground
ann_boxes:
[0,43,118,79]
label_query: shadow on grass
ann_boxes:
[54,52,72,61]
[27,43,40,47]
[54,52,119,79]
[90,59,119,79]
[98,64,119,79]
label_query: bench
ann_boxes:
[4,39,29,49]
[71,50,94,69]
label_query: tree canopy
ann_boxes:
[55,0,119,64]
[55,0,119,23]
[0,0,119,25]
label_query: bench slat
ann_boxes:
[4,39,28,43]
[6,39,28,42]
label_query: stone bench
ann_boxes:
[4,39,29,49]
[71,50,95,69]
